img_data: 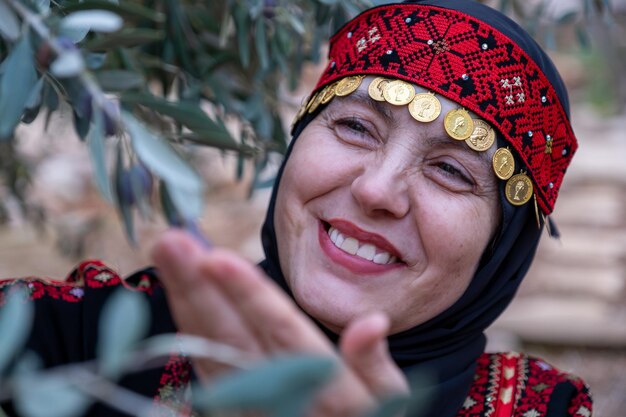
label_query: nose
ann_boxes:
[350,158,410,218]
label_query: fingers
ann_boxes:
[195,246,334,354]
[340,313,409,399]
[151,230,261,379]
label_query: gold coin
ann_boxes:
[294,102,307,124]
[368,77,391,102]
[307,91,323,114]
[408,93,442,122]
[382,80,416,106]
[505,173,533,206]
[444,108,475,140]
[466,119,495,151]
[320,83,337,105]
[335,75,365,97]
[492,147,515,180]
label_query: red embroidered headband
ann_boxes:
[294,4,577,215]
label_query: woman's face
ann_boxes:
[274,79,500,334]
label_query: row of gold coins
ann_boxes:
[294,75,534,206]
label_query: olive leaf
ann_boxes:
[193,354,337,417]
[0,1,20,41]
[61,10,124,34]
[0,33,38,140]
[97,288,150,379]
[87,105,113,202]
[13,353,91,417]
[123,111,204,221]
[0,288,34,375]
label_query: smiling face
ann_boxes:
[274,79,500,335]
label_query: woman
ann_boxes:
[1,1,591,416]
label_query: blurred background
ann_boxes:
[0,0,624,416]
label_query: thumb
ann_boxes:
[340,313,409,399]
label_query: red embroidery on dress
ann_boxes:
[458,353,592,417]
[153,345,193,416]
[0,261,155,306]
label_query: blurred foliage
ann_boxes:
[0,286,423,416]
[0,0,371,243]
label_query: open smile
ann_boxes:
[318,220,403,274]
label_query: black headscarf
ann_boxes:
[260,1,572,416]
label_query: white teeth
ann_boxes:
[335,233,345,247]
[327,227,397,265]
[341,237,359,255]
[372,252,390,265]
[356,244,376,261]
[330,228,339,242]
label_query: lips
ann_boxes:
[328,226,398,265]
[318,219,403,274]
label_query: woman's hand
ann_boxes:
[151,229,408,416]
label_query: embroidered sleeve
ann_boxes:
[0,261,184,416]
[457,353,593,417]
[566,382,592,417]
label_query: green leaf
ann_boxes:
[180,131,245,153]
[61,0,165,23]
[84,28,164,50]
[86,52,108,69]
[121,92,235,141]
[87,106,113,202]
[575,24,591,50]
[50,50,85,78]
[13,353,91,417]
[234,7,250,68]
[96,70,145,91]
[122,112,204,220]
[114,141,136,244]
[0,288,33,374]
[194,354,336,415]
[0,1,20,41]
[61,10,124,33]
[21,77,45,124]
[35,0,50,14]
[255,20,270,70]
[60,25,91,43]
[98,288,149,378]
[0,33,39,140]
[557,10,578,25]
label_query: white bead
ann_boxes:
[462,74,469,80]
[541,96,547,103]
[427,39,433,45]
[386,50,393,55]
[482,43,488,50]
[347,32,352,38]
[405,17,412,23]
[528,131,533,137]
[549,183,554,189]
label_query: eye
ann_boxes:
[332,117,378,148]
[338,118,369,135]
[432,161,475,188]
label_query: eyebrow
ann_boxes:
[335,90,395,123]
[425,135,494,168]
